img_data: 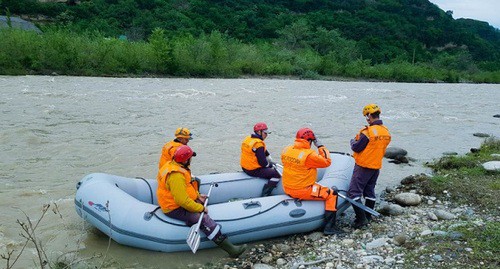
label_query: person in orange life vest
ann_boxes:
[281,128,343,235]
[240,122,281,196]
[348,104,391,229]
[157,127,197,182]
[158,127,194,169]
[157,145,246,258]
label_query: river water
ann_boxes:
[0,76,498,268]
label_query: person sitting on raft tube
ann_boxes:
[240,122,281,196]
[157,127,196,182]
[157,145,246,258]
[281,128,343,235]
[158,127,194,169]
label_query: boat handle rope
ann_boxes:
[149,198,298,225]
[214,198,299,222]
[136,177,155,204]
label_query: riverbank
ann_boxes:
[200,138,499,269]
[1,29,499,83]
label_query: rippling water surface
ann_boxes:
[0,76,498,268]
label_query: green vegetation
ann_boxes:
[1,0,500,81]
[424,137,500,210]
[403,137,500,268]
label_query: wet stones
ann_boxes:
[434,209,457,220]
[378,203,405,216]
[473,133,490,138]
[482,161,500,171]
[384,147,408,159]
[394,193,422,206]
[400,174,430,185]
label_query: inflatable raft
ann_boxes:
[74,152,354,252]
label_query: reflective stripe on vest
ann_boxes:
[353,125,391,169]
[157,161,198,212]
[281,146,316,190]
[240,136,266,170]
[159,140,183,169]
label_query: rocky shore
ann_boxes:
[201,173,498,269]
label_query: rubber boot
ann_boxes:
[352,205,368,229]
[323,211,344,235]
[261,184,275,197]
[365,199,376,222]
[214,235,247,258]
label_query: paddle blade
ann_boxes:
[337,192,381,217]
[186,225,201,253]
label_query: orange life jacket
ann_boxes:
[240,136,266,170]
[353,125,391,169]
[158,140,183,169]
[281,145,316,190]
[157,161,198,212]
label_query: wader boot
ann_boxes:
[261,182,277,197]
[214,235,247,258]
[352,205,368,229]
[323,211,344,235]
[365,199,376,222]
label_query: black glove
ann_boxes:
[313,139,324,148]
[331,186,338,195]
[267,161,276,168]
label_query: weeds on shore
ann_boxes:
[424,137,500,212]
[1,202,112,269]
[403,137,500,268]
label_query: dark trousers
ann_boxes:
[166,207,221,240]
[242,167,281,186]
[347,164,379,200]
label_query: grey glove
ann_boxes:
[313,139,324,148]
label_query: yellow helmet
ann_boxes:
[362,104,381,116]
[174,127,193,140]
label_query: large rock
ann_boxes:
[400,174,430,185]
[394,193,422,206]
[434,210,456,220]
[0,16,42,33]
[384,147,408,159]
[482,161,500,171]
[379,203,405,216]
[473,132,490,138]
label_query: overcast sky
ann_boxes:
[429,0,500,29]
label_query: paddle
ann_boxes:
[335,192,380,217]
[186,182,217,253]
[274,164,380,217]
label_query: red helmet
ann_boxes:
[296,128,316,140]
[174,145,194,163]
[253,122,268,132]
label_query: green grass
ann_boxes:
[403,137,500,268]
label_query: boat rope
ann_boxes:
[214,198,298,222]
[136,177,154,204]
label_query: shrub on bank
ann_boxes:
[1,28,500,83]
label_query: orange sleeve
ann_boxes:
[304,146,332,168]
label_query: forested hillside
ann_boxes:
[1,0,499,81]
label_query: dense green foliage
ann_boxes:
[1,0,500,81]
